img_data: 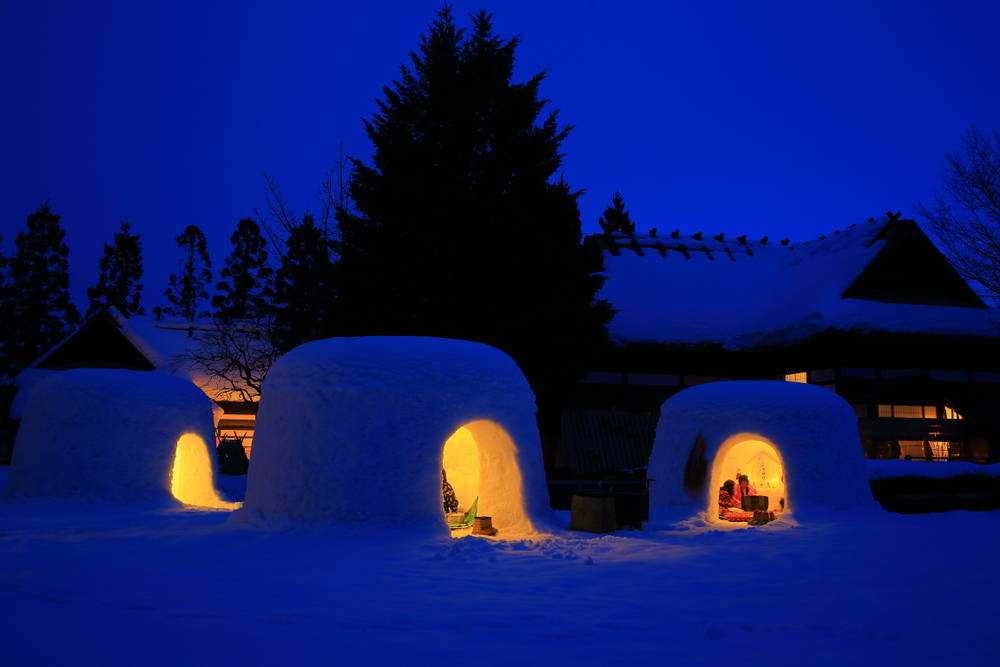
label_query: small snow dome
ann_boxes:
[648,381,874,525]
[7,369,237,509]
[243,337,554,538]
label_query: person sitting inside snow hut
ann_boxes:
[442,470,459,514]
[718,479,739,518]
[733,474,757,505]
[718,479,754,522]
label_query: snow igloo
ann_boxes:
[648,381,874,525]
[6,369,237,509]
[243,337,553,538]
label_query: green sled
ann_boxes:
[447,497,479,529]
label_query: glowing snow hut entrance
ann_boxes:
[441,421,532,539]
[170,434,240,510]
[709,435,787,523]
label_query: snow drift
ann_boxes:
[648,381,875,524]
[6,369,234,509]
[243,336,554,537]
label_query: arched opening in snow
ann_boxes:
[441,420,533,539]
[170,434,240,510]
[708,433,787,523]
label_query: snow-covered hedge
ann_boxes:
[243,336,554,537]
[6,369,220,507]
[648,381,875,524]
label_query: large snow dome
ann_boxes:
[648,381,874,525]
[243,337,554,538]
[6,369,236,509]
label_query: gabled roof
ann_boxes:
[591,216,999,349]
[20,310,262,404]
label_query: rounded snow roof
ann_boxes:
[648,381,875,524]
[6,369,225,508]
[243,336,554,537]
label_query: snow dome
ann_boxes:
[243,336,554,538]
[648,381,874,524]
[6,369,237,509]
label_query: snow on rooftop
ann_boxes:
[597,219,1000,348]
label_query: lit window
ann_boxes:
[784,372,807,383]
[893,405,924,419]
[928,441,950,459]
[878,404,892,418]
[898,440,926,459]
[943,406,964,420]
[923,405,938,419]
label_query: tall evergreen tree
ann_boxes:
[597,192,636,235]
[1,203,81,379]
[164,225,212,321]
[273,216,336,350]
[212,218,274,321]
[86,220,144,318]
[333,9,613,446]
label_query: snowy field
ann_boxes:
[0,470,996,666]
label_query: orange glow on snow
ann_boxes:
[170,434,241,510]
[442,421,533,539]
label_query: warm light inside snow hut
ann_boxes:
[709,434,787,522]
[441,420,533,539]
[170,434,240,510]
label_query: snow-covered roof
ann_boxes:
[595,217,1000,349]
[19,310,264,403]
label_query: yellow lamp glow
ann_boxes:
[441,426,480,512]
[708,434,787,522]
[441,420,534,539]
[170,434,241,510]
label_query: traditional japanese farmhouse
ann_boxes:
[9,310,264,460]
[562,215,1000,488]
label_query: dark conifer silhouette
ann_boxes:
[598,192,636,235]
[212,218,274,321]
[332,8,613,451]
[1,203,81,378]
[273,216,336,351]
[164,225,212,321]
[86,220,144,318]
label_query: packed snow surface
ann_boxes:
[0,471,996,666]
[649,381,874,523]
[6,369,219,506]
[243,336,554,537]
[866,459,1000,479]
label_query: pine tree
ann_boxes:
[333,9,613,437]
[273,216,336,350]
[597,192,636,235]
[1,203,81,378]
[212,218,274,321]
[164,225,212,321]
[86,220,144,318]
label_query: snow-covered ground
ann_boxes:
[1,470,996,666]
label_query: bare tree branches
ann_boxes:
[918,127,1000,300]
[176,321,280,403]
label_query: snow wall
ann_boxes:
[243,337,555,537]
[6,369,232,508]
[648,381,875,524]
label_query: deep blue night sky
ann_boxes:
[2,1,999,310]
